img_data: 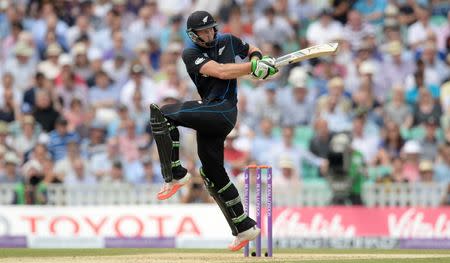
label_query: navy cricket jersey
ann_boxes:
[181,33,250,103]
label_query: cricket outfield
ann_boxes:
[1,249,450,263]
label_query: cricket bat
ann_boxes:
[274,42,339,68]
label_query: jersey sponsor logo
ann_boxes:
[202,16,208,24]
[218,46,225,56]
[195,57,205,65]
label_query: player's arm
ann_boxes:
[198,44,264,79]
[199,60,252,80]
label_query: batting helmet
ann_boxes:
[186,10,218,48]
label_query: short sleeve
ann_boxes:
[229,34,249,59]
[182,48,211,74]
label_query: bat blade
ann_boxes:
[274,42,339,68]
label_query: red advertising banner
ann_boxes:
[272,207,450,238]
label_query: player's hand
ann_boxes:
[251,56,278,80]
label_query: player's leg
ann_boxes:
[154,99,237,200]
[149,104,174,183]
[150,104,190,200]
[196,133,259,250]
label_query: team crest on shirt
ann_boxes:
[218,46,225,55]
[195,57,205,65]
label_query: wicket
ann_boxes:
[244,165,272,257]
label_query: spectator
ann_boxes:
[64,157,96,185]
[56,71,88,110]
[65,15,94,47]
[343,9,375,50]
[421,116,440,161]
[120,63,159,108]
[118,119,149,162]
[12,115,38,158]
[128,89,149,135]
[401,140,422,182]
[181,171,211,203]
[419,159,434,182]
[102,52,130,85]
[278,67,313,126]
[310,118,332,159]
[251,118,277,165]
[0,152,22,183]
[80,121,107,159]
[12,160,47,205]
[140,156,163,184]
[103,30,133,61]
[412,88,442,126]
[353,0,387,26]
[306,8,343,45]
[383,86,413,128]
[88,70,120,110]
[0,78,20,123]
[47,117,80,161]
[316,77,352,132]
[4,41,36,93]
[71,42,92,80]
[407,4,439,50]
[253,6,295,47]
[374,121,405,165]
[90,137,121,181]
[382,41,415,90]
[327,132,365,205]
[0,121,12,151]
[23,72,46,110]
[273,154,300,188]
[32,89,60,133]
[253,82,282,125]
[100,159,126,184]
[63,98,88,133]
[435,143,450,184]
[351,112,379,164]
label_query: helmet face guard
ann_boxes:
[186,11,218,48]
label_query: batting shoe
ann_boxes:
[157,173,192,200]
[228,225,260,251]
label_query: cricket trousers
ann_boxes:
[160,98,256,235]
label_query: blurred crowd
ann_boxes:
[0,0,449,205]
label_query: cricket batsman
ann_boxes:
[149,10,278,251]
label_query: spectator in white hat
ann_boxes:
[4,41,36,94]
[0,151,22,183]
[278,67,313,126]
[382,41,415,89]
[273,154,300,188]
[72,42,91,80]
[37,43,63,80]
[401,140,422,182]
